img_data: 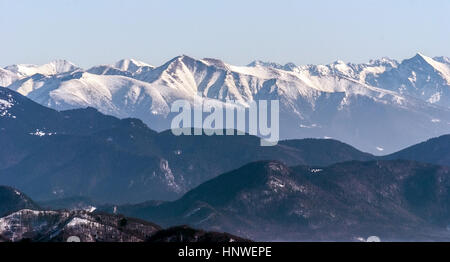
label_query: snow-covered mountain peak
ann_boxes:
[401,53,450,84]
[405,52,436,65]
[48,59,80,73]
[248,60,284,68]
[328,60,353,74]
[154,55,202,73]
[247,60,269,67]
[113,58,153,73]
[201,58,229,69]
[4,59,79,77]
[368,53,450,107]
[414,52,427,58]
[175,54,203,66]
[368,57,398,67]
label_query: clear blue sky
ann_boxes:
[1,0,449,68]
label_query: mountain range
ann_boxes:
[2,54,450,154]
[2,58,450,242]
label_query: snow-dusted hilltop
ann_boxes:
[2,54,450,154]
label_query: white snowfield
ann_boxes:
[2,54,450,154]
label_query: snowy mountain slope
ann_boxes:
[4,54,450,154]
[6,72,184,131]
[294,57,398,84]
[265,53,450,108]
[256,56,399,84]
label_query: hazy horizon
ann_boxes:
[1,0,449,68]
[1,52,447,70]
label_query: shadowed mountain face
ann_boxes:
[382,134,450,167]
[108,160,450,241]
[0,87,374,203]
[0,186,40,217]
